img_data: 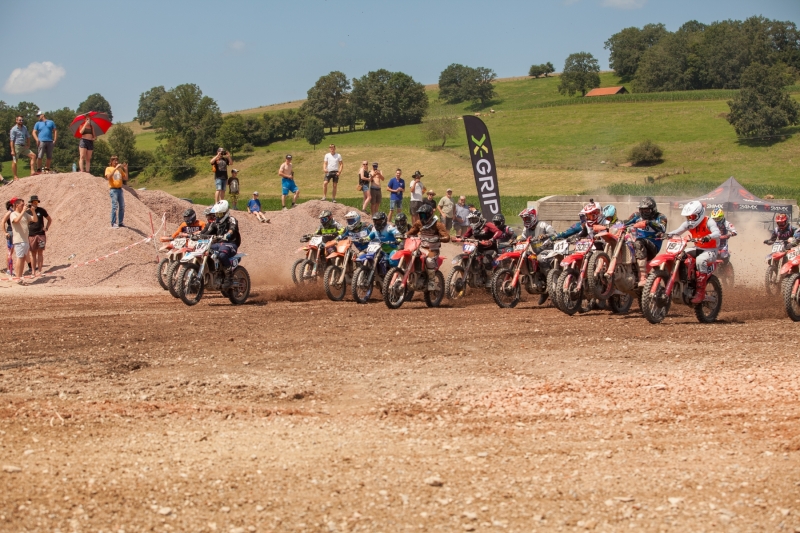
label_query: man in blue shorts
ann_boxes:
[387,168,405,221]
[279,154,299,211]
[32,111,57,173]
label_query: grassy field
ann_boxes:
[125,73,800,207]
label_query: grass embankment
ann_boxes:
[127,73,800,206]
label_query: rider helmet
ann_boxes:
[372,212,388,231]
[518,207,538,229]
[418,204,434,224]
[638,197,657,220]
[775,213,789,230]
[393,213,408,233]
[602,205,617,224]
[203,206,215,222]
[467,211,485,232]
[710,208,725,221]
[210,200,230,224]
[681,200,705,229]
[319,210,334,228]
[344,211,361,231]
[580,200,602,224]
[183,208,197,225]
[492,213,506,229]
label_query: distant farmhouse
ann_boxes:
[585,86,629,97]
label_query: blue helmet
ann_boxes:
[603,205,617,223]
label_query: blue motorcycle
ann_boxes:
[351,239,407,304]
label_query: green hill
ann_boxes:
[127,73,800,210]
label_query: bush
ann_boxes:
[242,143,254,153]
[628,140,663,165]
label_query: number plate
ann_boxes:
[575,240,591,252]
[173,238,186,247]
[554,240,569,254]
[514,243,527,251]
[310,236,323,246]
[367,243,381,253]
[788,249,799,260]
[772,242,785,253]
[463,243,476,253]
[666,240,683,253]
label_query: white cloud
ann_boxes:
[601,0,646,9]
[3,61,66,94]
[228,40,245,52]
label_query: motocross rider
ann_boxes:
[393,213,409,235]
[710,208,737,258]
[602,205,618,226]
[462,211,505,270]
[406,204,450,290]
[338,211,372,252]
[309,210,343,258]
[550,201,603,247]
[666,200,721,304]
[166,208,206,240]
[622,197,668,286]
[492,213,515,243]
[764,213,797,248]
[199,200,241,289]
[519,208,556,241]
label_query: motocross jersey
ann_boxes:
[171,220,206,239]
[623,211,667,248]
[553,220,594,241]
[522,221,556,242]
[200,215,241,246]
[770,224,797,242]
[368,224,401,246]
[406,217,451,251]
[715,219,737,251]
[462,222,504,252]
[339,223,373,251]
[314,221,344,243]
[668,217,721,250]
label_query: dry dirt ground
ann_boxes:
[1,287,799,533]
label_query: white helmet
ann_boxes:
[681,200,705,229]
[211,200,230,223]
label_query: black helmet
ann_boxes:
[638,197,657,220]
[319,210,334,227]
[492,213,506,228]
[394,213,408,232]
[468,211,485,232]
[418,204,434,223]
[183,208,197,225]
[372,212,388,231]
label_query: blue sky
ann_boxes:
[1,0,797,122]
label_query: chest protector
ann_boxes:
[688,217,716,249]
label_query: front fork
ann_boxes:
[337,250,351,285]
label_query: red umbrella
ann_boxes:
[70,111,112,138]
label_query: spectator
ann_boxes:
[387,168,405,221]
[78,116,96,173]
[247,191,269,223]
[32,111,57,174]
[210,148,232,203]
[454,195,470,237]
[467,203,477,213]
[2,200,15,274]
[357,160,371,212]
[9,116,36,181]
[423,190,437,211]
[9,198,37,283]
[27,195,50,277]
[104,155,128,228]
[279,154,299,211]
[369,162,384,215]
[322,144,343,202]
[437,188,455,232]
[409,171,425,224]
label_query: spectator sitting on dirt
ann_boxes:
[27,195,50,277]
[9,198,37,283]
[247,192,269,223]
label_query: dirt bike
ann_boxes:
[585,223,640,314]
[293,234,335,285]
[383,237,445,309]
[446,239,495,300]
[640,237,722,324]
[556,237,598,315]
[157,236,188,291]
[715,247,735,290]
[490,236,551,308]
[765,239,794,296]
[158,236,198,298]
[176,237,251,306]
[779,244,800,321]
[538,238,570,310]
[351,240,403,304]
[323,237,356,301]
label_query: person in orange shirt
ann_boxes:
[170,209,206,238]
[104,155,127,228]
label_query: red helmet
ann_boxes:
[519,207,538,229]
[776,213,789,229]
[580,201,602,224]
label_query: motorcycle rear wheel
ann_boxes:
[291,258,305,285]
[227,266,251,305]
[547,268,564,311]
[157,258,171,290]
[352,267,374,304]
[641,271,671,324]
[557,268,582,316]
[446,265,468,300]
[177,264,204,306]
[782,273,800,322]
[718,262,735,290]
[586,252,614,300]
[323,264,347,301]
[166,261,183,298]
[383,267,406,309]
[609,292,633,314]
[765,264,780,296]
[490,267,521,308]
[694,275,723,323]
[424,271,446,308]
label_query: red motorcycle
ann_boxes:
[765,239,794,296]
[641,237,723,324]
[556,237,598,315]
[779,245,800,321]
[586,223,642,314]
[383,237,445,309]
[490,236,551,308]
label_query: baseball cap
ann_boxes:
[446,188,453,193]
[372,162,379,167]
[253,191,259,195]
[231,168,238,173]
[35,110,43,116]
[286,154,292,159]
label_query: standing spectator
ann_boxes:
[247,192,269,223]
[3,200,15,274]
[9,198,37,283]
[27,195,50,277]
[409,170,425,224]
[78,116,96,173]
[437,188,455,232]
[279,154,299,211]
[105,155,128,228]
[423,190,437,211]
[322,144,343,202]
[210,148,232,203]
[357,161,371,212]
[387,168,405,221]
[369,162,384,215]
[32,111,57,174]
[454,196,470,237]
[9,116,36,180]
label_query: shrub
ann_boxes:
[628,140,663,165]
[242,143,254,153]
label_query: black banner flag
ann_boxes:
[463,115,501,219]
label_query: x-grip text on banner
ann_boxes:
[1,213,166,283]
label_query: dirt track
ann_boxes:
[1,288,799,532]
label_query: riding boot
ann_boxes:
[222,269,234,290]
[426,268,438,291]
[637,259,648,286]
[691,273,708,304]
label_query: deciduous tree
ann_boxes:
[727,63,800,138]
[301,116,325,149]
[351,70,428,129]
[558,52,601,97]
[77,93,113,121]
[302,71,351,132]
[136,86,166,125]
[151,84,222,156]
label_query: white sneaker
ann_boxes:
[321,197,327,201]
[282,207,288,211]
[332,199,337,203]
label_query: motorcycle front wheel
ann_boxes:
[291,258,305,285]
[157,258,171,290]
[424,271,445,308]
[557,268,582,316]
[446,265,467,300]
[782,273,800,322]
[718,262,735,290]
[586,252,614,300]
[383,267,407,309]
[694,275,722,323]
[298,259,319,284]
[177,264,204,306]
[641,270,671,324]
[323,264,347,301]
[490,267,521,308]
[609,292,633,314]
[227,266,251,305]
[351,267,374,304]
[166,261,183,298]
[547,267,564,311]
[765,264,780,296]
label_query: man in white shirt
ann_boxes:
[322,144,343,203]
